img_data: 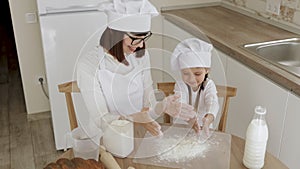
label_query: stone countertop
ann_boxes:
[162,5,300,96]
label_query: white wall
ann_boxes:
[8,0,50,114]
[222,0,300,34]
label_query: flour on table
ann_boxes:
[156,134,211,163]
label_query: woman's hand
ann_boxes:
[128,108,163,136]
[140,120,163,136]
[128,108,152,123]
[163,95,196,121]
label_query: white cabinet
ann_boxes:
[210,49,227,86]
[279,93,300,169]
[226,57,288,157]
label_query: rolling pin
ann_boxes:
[100,146,121,169]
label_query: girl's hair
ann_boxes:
[100,27,147,65]
[200,73,209,90]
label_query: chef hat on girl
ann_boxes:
[171,38,213,71]
[99,0,158,32]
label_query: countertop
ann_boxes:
[162,5,300,96]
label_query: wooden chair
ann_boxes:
[58,81,80,131]
[157,82,237,132]
[58,81,236,132]
[56,81,123,165]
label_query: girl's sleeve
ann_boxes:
[76,49,109,128]
[203,80,219,119]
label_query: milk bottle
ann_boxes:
[243,106,269,169]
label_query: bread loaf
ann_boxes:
[56,158,76,169]
[87,159,105,169]
[44,162,62,169]
[44,157,106,169]
[72,158,93,169]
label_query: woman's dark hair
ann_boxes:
[100,27,147,65]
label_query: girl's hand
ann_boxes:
[201,114,214,136]
[188,117,201,133]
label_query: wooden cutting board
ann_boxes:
[133,126,231,169]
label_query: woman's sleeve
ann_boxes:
[140,51,162,119]
[76,50,109,127]
[141,50,156,108]
[203,80,219,119]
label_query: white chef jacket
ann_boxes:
[173,79,219,127]
[76,46,155,125]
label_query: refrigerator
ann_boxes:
[37,0,107,150]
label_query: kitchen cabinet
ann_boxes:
[208,49,300,169]
[226,56,288,158]
[279,92,300,169]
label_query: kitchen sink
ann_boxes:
[243,38,300,77]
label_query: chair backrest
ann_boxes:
[58,81,80,130]
[157,82,237,132]
[58,81,237,132]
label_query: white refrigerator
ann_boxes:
[37,0,107,149]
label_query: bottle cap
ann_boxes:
[255,106,266,115]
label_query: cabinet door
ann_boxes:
[279,92,300,169]
[211,49,227,86]
[226,57,288,157]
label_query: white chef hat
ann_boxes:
[171,38,213,71]
[99,0,158,32]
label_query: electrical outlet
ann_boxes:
[266,0,281,15]
[36,75,47,85]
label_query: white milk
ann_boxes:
[243,106,268,169]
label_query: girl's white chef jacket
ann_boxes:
[77,47,155,124]
[173,79,219,127]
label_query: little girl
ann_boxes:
[171,38,219,135]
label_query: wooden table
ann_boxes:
[59,124,288,169]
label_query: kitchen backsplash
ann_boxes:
[222,0,300,32]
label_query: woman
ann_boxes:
[77,0,195,136]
